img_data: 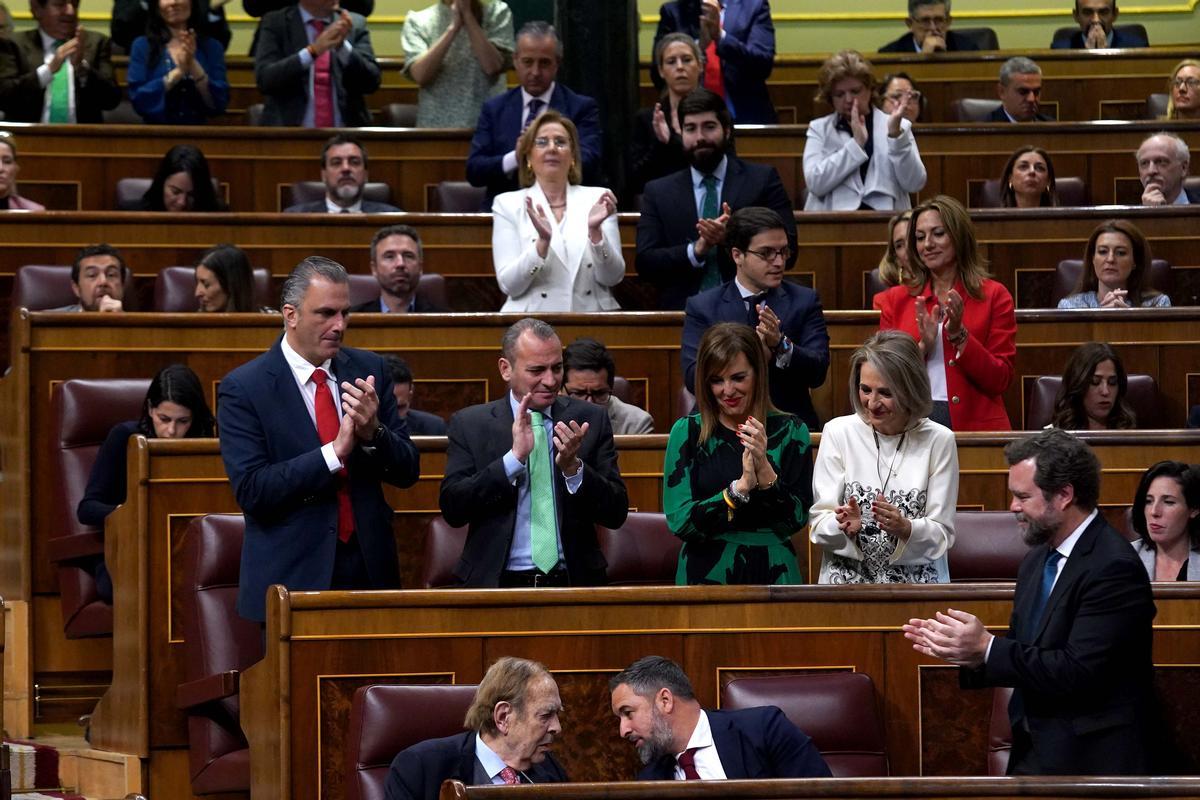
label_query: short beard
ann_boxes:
[686,139,728,174]
[635,707,677,765]
[1017,513,1056,546]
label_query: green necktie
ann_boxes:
[528,411,558,573]
[49,41,70,123]
[699,174,721,290]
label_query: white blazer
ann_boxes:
[802,109,926,212]
[492,183,624,312]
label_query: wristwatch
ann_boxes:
[773,335,792,356]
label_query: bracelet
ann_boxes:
[305,44,318,59]
[757,475,778,491]
[727,480,750,505]
[947,327,968,348]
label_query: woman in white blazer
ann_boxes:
[803,50,926,212]
[492,110,624,312]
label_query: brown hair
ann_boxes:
[1073,219,1160,303]
[463,657,552,737]
[998,145,1059,208]
[694,322,775,445]
[516,110,582,187]
[904,195,991,300]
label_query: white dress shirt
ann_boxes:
[280,334,343,473]
[673,711,728,780]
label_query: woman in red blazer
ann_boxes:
[873,195,1015,431]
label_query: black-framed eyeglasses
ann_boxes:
[745,247,791,263]
[565,387,611,404]
[1173,78,1200,91]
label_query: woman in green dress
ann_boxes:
[663,322,812,585]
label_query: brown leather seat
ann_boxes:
[244,103,265,126]
[953,27,999,50]
[1026,373,1161,429]
[51,378,150,637]
[12,264,76,311]
[345,683,478,800]
[676,384,696,421]
[596,512,680,585]
[347,273,448,312]
[948,511,1028,582]
[721,673,889,777]
[953,98,1002,122]
[427,181,486,212]
[418,516,467,588]
[287,181,394,209]
[975,176,1088,208]
[1052,258,1171,306]
[175,514,264,794]
[153,266,272,312]
[988,686,1015,776]
[611,376,632,404]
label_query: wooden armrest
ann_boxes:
[47,531,105,562]
[175,670,240,710]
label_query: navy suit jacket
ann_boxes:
[1052,27,1148,49]
[878,30,981,53]
[961,513,1155,775]
[438,395,628,587]
[405,408,447,436]
[284,199,401,213]
[384,730,567,800]
[638,707,831,780]
[636,156,797,310]
[651,0,777,124]
[985,106,1054,123]
[465,83,602,210]
[682,280,829,430]
[218,337,420,621]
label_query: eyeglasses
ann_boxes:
[534,136,570,150]
[912,15,946,28]
[886,91,922,104]
[1173,78,1200,91]
[565,387,611,404]
[744,247,791,263]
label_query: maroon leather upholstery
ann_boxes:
[1052,258,1171,307]
[1145,93,1168,120]
[52,379,150,637]
[379,103,417,127]
[863,267,888,310]
[953,98,1002,122]
[596,512,680,585]
[12,265,77,312]
[428,181,486,212]
[287,181,393,208]
[975,176,1088,208]
[721,673,889,777]
[346,683,478,800]
[1026,373,1161,430]
[418,516,467,588]
[988,686,1015,776]
[152,266,272,312]
[676,385,696,421]
[348,273,448,312]
[177,514,264,794]
[948,511,1028,582]
[611,376,632,405]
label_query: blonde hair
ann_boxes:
[694,322,776,445]
[877,211,912,287]
[904,195,991,300]
[1165,59,1200,120]
[516,110,582,187]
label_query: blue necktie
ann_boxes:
[523,98,544,130]
[1028,549,1063,636]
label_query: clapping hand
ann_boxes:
[511,392,534,463]
[849,105,868,148]
[872,494,912,540]
[694,201,731,257]
[738,415,776,489]
[835,495,863,539]
[699,0,721,44]
[525,195,554,258]
[587,190,618,233]
[886,95,907,137]
[552,419,589,476]
[756,303,782,352]
[49,27,84,73]
[651,102,671,144]
[340,375,381,441]
[939,289,964,340]
[915,298,942,356]
[902,609,990,667]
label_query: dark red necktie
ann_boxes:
[677,747,701,780]
[307,18,335,127]
[311,369,354,542]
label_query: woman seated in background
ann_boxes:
[663,323,811,585]
[77,364,215,603]
[0,133,43,211]
[1164,59,1200,121]
[803,49,926,212]
[810,331,957,584]
[997,145,1059,208]
[877,210,913,288]
[875,195,1016,431]
[140,144,225,211]
[876,72,924,124]
[1051,342,1135,430]
[1058,220,1170,308]
[1130,461,1200,581]
[629,33,701,195]
[127,0,229,124]
[194,243,257,312]
[492,110,623,312]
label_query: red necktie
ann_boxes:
[703,18,725,98]
[307,18,335,127]
[498,767,520,785]
[311,369,354,542]
[677,747,701,780]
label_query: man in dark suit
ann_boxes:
[285,136,401,213]
[0,0,120,122]
[650,0,777,124]
[382,354,446,436]
[903,429,1155,775]
[465,21,601,210]
[218,257,420,622]
[878,1,980,53]
[637,88,796,311]
[439,318,628,587]
[1052,0,1148,49]
[385,657,568,799]
[987,57,1053,123]
[610,655,831,780]
[253,0,379,127]
[350,225,447,313]
[681,207,828,431]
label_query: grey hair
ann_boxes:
[1137,131,1190,166]
[501,317,559,362]
[848,330,933,423]
[908,0,950,16]
[280,256,349,309]
[654,32,701,68]
[608,656,696,700]
[999,56,1041,86]
[516,21,563,59]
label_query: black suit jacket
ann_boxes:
[253,5,380,127]
[636,156,797,310]
[961,513,1155,775]
[439,395,628,587]
[878,30,980,53]
[348,294,446,313]
[1052,27,1148,49]
[404,408,447,436]
[217,337,420,621]
[985,105,1054,123]
[682,281,829,430]
[638,707,831,780]
[284,199,401,213]
[384,730,567,800]
[0,28,121,122]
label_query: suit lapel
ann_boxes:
[709,711,748,779]
[1034,518,1100,641]
[719,281,745,320]
[456,732,480,784]
[268,337,322,450]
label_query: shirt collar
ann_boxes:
[733,277,767,300]
[690,155,729,191]
[508,390,554,421]
[521,84,556,109]
[679,709,714,755]
[1171,187,1191,206]
[474,736,511,782]
[1055,508,1097,560]
[298,5,333,24]
[326,196,363,213]
[280,334,332,385]
[39,28,59,52]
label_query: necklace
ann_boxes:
[872,427,906,499]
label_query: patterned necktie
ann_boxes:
[677,747,701,780]
[311,369,354,542]
[527,410,558,573]
[498,766,520,785]
[49,40,70,123]
[1028,549,1063,635]
[307,19,335,128]
[699,174,721,290]
[523,97,544,130]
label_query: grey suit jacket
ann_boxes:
[1131,538,1200,581]
[607,395,654,435]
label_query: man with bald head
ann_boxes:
[1137,132,1197,206]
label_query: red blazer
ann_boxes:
[874,277,1016,431]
